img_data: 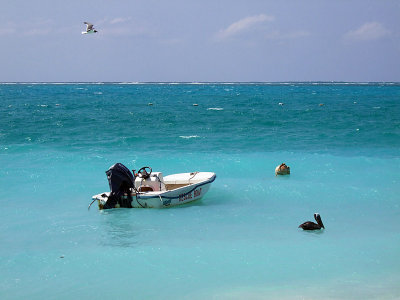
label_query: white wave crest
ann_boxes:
[179,135,200,139]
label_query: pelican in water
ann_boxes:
[299,213,325,230]
[82,22,98,34]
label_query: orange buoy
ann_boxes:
[275,163,290,176]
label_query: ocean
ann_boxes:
[0,83,399,299]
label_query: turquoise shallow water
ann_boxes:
[0,83,400,299]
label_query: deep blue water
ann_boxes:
[0,83,399,299]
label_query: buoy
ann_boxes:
[275,163,290,176]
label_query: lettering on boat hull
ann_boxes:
[179,188,202,202]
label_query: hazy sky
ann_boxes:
[1,0,399,82]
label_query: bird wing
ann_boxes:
[299,221,320,230]
[84,22,94,30]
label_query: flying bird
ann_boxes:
[82,22,98,34]
[299,213,325,230]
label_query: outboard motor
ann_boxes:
[104,163,135,209]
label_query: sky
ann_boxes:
[0,0,399,82]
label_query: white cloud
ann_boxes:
[216,14,275,39]
[0,27,15,36]
[344,22,390,41]
[110,17,132,25]
[95,17,157,37]
[0,19,57,37]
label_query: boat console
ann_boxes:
[135,172,166,192]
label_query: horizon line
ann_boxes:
[1,81,399,84]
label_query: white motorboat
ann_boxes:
[90,163,216,209]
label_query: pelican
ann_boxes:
[82,22,98,34]
[299,213,325,230]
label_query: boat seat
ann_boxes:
[138,186,154,192]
